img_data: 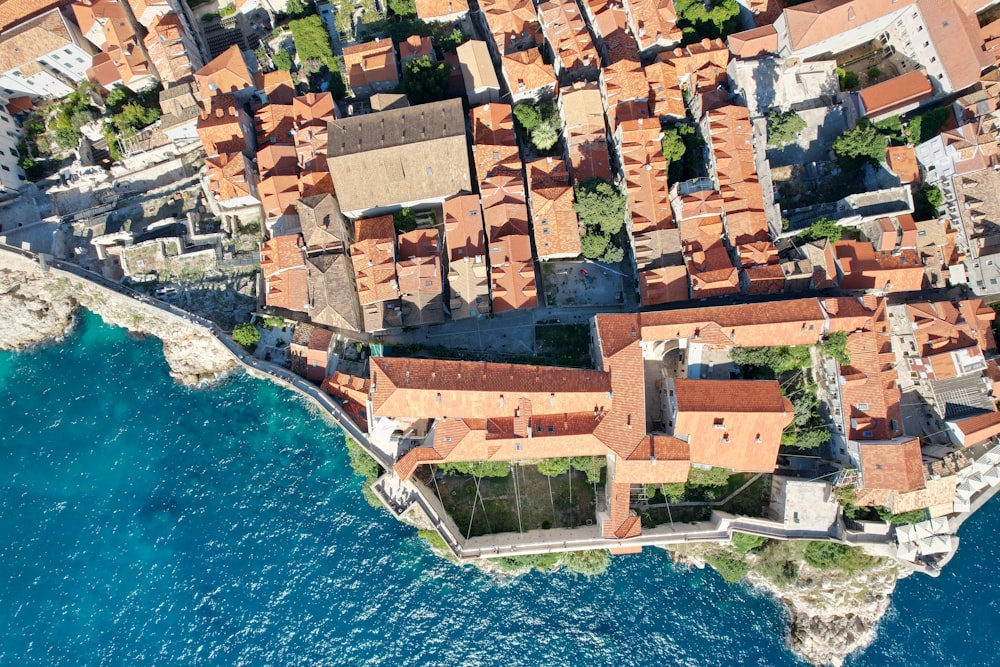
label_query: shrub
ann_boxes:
[560,549,611,576]
[289,15,337,69]
[388,0,416,16]
[686,466,730,487]
[536,457,571,477]
[731,532,767,554]
[913,184,944,221]
[836,67,860,91]
[393,207,417,233]
[661,483,686,502]
[730,345,811,374]
[906,106,950,145]
[803,541,880,572]
[232,322,260,347]
[819,331,850,365]
[513,103,541,131]
[797,217,843,243]
[438,461,510,477]
[705,553,748,583]
[273,50,294,71]
[569,456,606,483]
[866,66,881,82]
[494,552,560,572]
[674,0,741,41]
[219,4,236,17]
[661,126,687,163]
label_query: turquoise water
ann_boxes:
[1,312,998,666]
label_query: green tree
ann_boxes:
[866,65,881,82]
[661,126,687,163]
[686,466,730,487]
[913,184,944,221]
[600,244,624,265]
[345,436,383,508]
[393,207,417,233]
[400,56,449,104]
[289,15,337,69]
[439,27,467,52]
[731,531,767,554]
[232,322,260,347]
[530,119,560,151]
[536,457,571,477]
[798,217,842,243]
[833,121,889,163]
[438,461,510,477]
[836,67,859,91]
[272,50,294,71]
[878,509,927,525]
[661,483,686,502]
[513,103,541,131]
[285,0,309,17]
[674,0,741,41]
[783,427,829,450]
[819,331,850,365]
[388,0,417,16]
[569,456,606,483]
[115,101,160,131]
[580,232,610,260]
[906,106,950,145]
[803,541,880,572]
[767,110,807,148]
[573,178,626,235]
[560,549,611,576]
[105,86,129,113]
[334,0,353,34]
[729,345,811,374]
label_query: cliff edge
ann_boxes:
[0,258,237,386]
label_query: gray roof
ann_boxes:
[326,98,466,158]
[297,193,347,249]
[306,252,362,332]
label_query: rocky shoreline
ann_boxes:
[0,258,237,386]
[669,546,902,666]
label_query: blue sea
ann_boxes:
[1,311,998,666]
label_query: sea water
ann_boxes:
[1,311,997,666]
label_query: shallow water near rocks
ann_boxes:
[1,311,998,666]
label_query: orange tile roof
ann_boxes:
[261,234,309,312]
[370,357,612,418]
[918,0,990,92]
[399,34,434,61]
[253,69,295,104]
[904,300,996,380]
[470,102,516,145]
[0,0,70,32]
[859,71,934,118]
[886,146,919,184]
[538,0,599,75]
[560,83,612,182]
[618,117,672,234]
[952,411,1000,447]
[727,25,778,59]
[501,48,557,95]
[258,174,300,219]
[781,0,917,52]
[206,151,256,202]
[591,3,639,64]
[484,200,531,240]
[834,240,925,292]
[488,235,538,312]
[639,265,689,305]
[859,438,924,493]
[298,170,334,198]
[144,13,197,85]
[671,379,793,472]
[343,39,399,91]
[197,94,247,155]
[194,45,253,100]
[293,93,337,170]
[415,0,469,19]
[686,245,739,298]
[351,216,400,306]
[602,58,650,129]
[527,156,581,258]
[644,60,685,119]
[622,0,682,51]
[744,263,786,294]
[738,240,779,267]
[444,194,486,261]
[480,0,542,54]
[255,102,295,146]
[256,143,298,179]
[396,227,441,295]
[839,306,902,442]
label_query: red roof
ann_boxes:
[859,438,925,493]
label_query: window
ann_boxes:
[536,425,542,432]
[862,430,873,437]
[64,48,72,55]
[0,165,8,172]
[857,403,869,410]
[76,57,84,64]
[547,425,554,433]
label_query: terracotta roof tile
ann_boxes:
[480,0,542,54]
[859,438,925,493]
[343,39,399,92]
[195,44,253,101]
[261,234,309,312]
[351,216,400,305]
[859,71,934,118]
[415,0,469,19]
[501,48,557,96]
[538,0,599,75]
[205,151,256,202]
[527,156,581,258]
[197,94,248,155]
[256,143,298,179]
[952,410,1000,446]
[622,0,682,51]
[639,265,689,305]
[834,240,925,292]
[886,146,919,184]
[727,25,778,59]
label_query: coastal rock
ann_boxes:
[0,261,237,386]
[0,268,76,350]
[747,561,903,667]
